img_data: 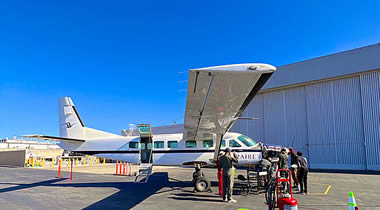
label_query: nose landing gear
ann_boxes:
[192,163,211,192]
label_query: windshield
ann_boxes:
[229,139,241,147]
[237,135,257,147]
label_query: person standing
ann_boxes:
[216,152,224,197]
[278,148,289,173]
[219,148,238,203]
[288,148,300,190]
[297,151,309,194]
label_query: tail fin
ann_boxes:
[59,97,120,140]
[59,97,86,139]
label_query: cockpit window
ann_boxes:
[237,135,257,147]
[229,139,241,147]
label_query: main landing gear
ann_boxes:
[192,163,212,192]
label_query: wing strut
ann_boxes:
[213,134,223,161]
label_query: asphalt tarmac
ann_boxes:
[0,165,379,210]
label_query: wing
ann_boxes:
[21,135,86,142]
[183,63,276,160]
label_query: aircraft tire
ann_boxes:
[194,177,211,192]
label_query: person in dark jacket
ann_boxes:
[219,148,238,203]
[278,148,289,170]
[278,148,289,179]
[296,151,309,194]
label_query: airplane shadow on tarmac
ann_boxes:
[0,172,222,209]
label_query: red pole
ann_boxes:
[123,162,126,176]
[70,158,73,181]
[58,159,61,179]
[116,161,118,175]
[119,161,122,175]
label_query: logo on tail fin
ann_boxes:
[63,122,76,128]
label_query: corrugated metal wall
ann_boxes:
[360,72,380,171]
[284,87,309,161]
[231,71,380,171]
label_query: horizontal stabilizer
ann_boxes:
[21,135,86,142]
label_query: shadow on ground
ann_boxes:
[0,172,225,209]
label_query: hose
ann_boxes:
[265,167,278,207]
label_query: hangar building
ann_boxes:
[230,43,380,172]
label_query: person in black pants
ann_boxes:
[288,148,299,190]
[296,151,309,195]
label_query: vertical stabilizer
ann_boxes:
[59,97,85,139]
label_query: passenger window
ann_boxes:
[168,141,178,148]
[129,142,139,149]
[229,139,241,148]
[186,140,197,148]
[154,141,165,149]
[203,140,213,148]
[221,140,226,148]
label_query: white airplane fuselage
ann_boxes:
[59,132,263,167]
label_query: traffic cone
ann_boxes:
[348,192,358,210]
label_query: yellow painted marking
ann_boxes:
[308,183,332,196]
[324,185,331,194]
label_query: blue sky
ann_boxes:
[1,0,379,138]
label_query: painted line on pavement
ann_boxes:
[308,182,332,196]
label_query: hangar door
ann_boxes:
[231,74,380,171]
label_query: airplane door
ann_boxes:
[137,124,153,164]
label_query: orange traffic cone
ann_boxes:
[348,192,358,210]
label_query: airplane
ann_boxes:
[23,63,279,191]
